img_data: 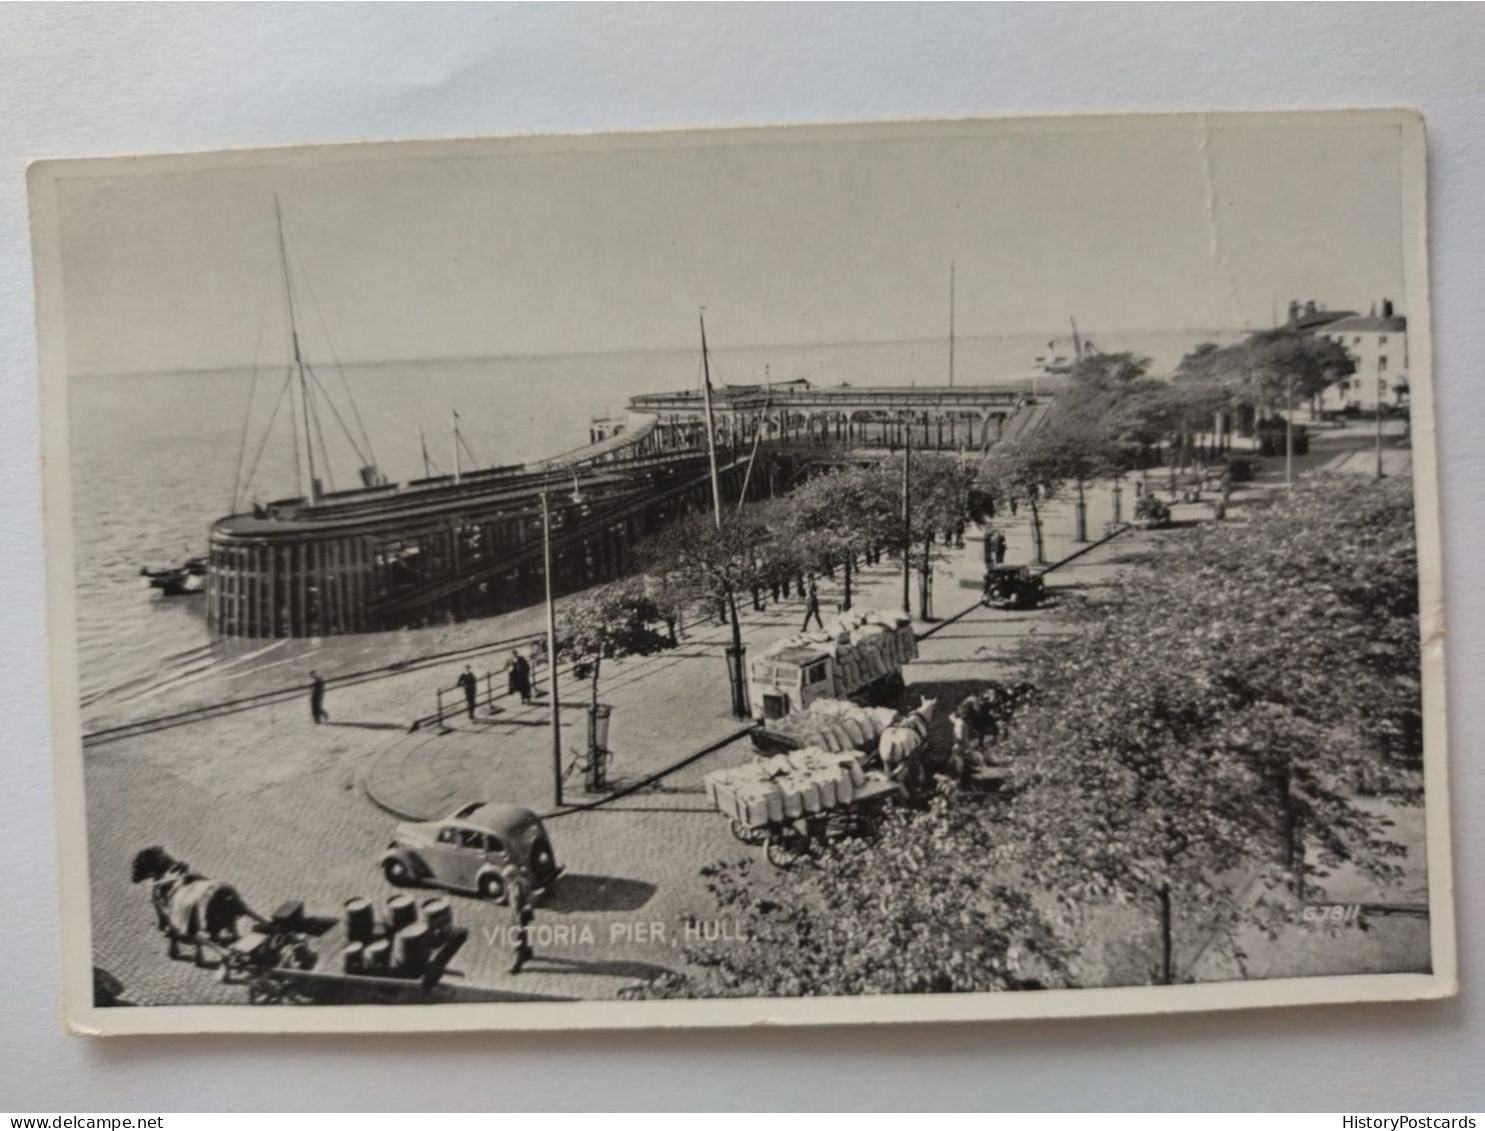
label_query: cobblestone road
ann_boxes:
[84,428,1428,1007]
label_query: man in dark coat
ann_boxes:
[309,671,328,724]
[505,869,535,975]
[457,665,478,720]
[506,649,532,704]
[801,576,824,631]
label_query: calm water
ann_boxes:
[69,330,1237,728]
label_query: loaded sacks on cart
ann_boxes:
[705,748,902,868]
[752,696,899,756]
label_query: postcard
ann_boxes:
[29,110,1454,1034]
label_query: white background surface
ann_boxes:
[0,4,1479,1111]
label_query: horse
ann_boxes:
[131,847,263,967]
[879,696,937,788]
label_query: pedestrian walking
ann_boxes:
[993,530,1008,565]
[1010,496,1019,516]
[456,665,478,720]
[506,649,532,704]
[801,576,824,631]
[505,869,535,975]
[309,671,328,724]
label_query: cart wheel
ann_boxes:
[247,977,283,1005]
[729,819,766,845]
[765,827,811,870]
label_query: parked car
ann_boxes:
[1133,495,1172,528]
[982,564,1046,610]
[380,802,562,904]
[1224,455,1255,483]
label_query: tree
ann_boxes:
[782,465,899,611]
[1067,350,1152,391]
[1177,331,1355,418]
[553,578,674,708]
[884,453,980,619]
[978,434,1065,564]
[1124,379,1234,490]
[1025,390,1131,540]
[635,507,779,714]
[621,789,1069,999]
[998,474,1420,982]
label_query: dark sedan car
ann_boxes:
[380,801,561,904]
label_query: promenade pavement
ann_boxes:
[84,421,1424,1006]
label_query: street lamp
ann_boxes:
[1376,376,1386,480]
[541,476,587,809]
[901,426,912,618]
[1285,371,1294,489]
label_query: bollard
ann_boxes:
[343,941,365,974]
[387,893,417,932]
[363,939,391,972]
[344,897,375,944]
[393,920,431,976]
[422,898,453,945]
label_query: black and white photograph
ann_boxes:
[30,110,1453,1035]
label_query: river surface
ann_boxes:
[67,330,1238,729]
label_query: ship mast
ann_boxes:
[452,411,462,485]
[948,260,956,388]
[699,310,724,526]
[275,197,319,504]
[1070,314,1084,364]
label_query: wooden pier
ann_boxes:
[207,381,1051,638]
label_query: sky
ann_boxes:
[47,114,1409,375]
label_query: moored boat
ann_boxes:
[141,556,208,597]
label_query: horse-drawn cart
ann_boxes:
[131,846,470,1004]
[707,745,908,869]
[233,922,469,1005]
[709,697,932,872]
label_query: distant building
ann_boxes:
[1286,298,1356,335]
[1312,299,1408,413]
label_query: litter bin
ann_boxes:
[724,644,751,720]
[587,703,612,756]
[586,703,613,792]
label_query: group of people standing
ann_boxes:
[985,528,1008,565]
[306,647,540,726]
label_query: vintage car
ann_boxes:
[982,564,1046,610]
[380,802,562,904]
[1133,494,1172,528]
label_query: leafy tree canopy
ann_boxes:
[1177,330,1355,405]
[999,474,1420,979]
[1068,351,1153,390]
[554,577,675,702]
[622,791,1070,999]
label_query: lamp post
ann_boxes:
[540,490,563,809]
[1285,371,1294,489]
[540,476,586,809]
[1376,376,1386,480]
[901,425,912,618]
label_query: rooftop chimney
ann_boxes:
[1304,300,1317,316]
[1382,298,1394,318]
